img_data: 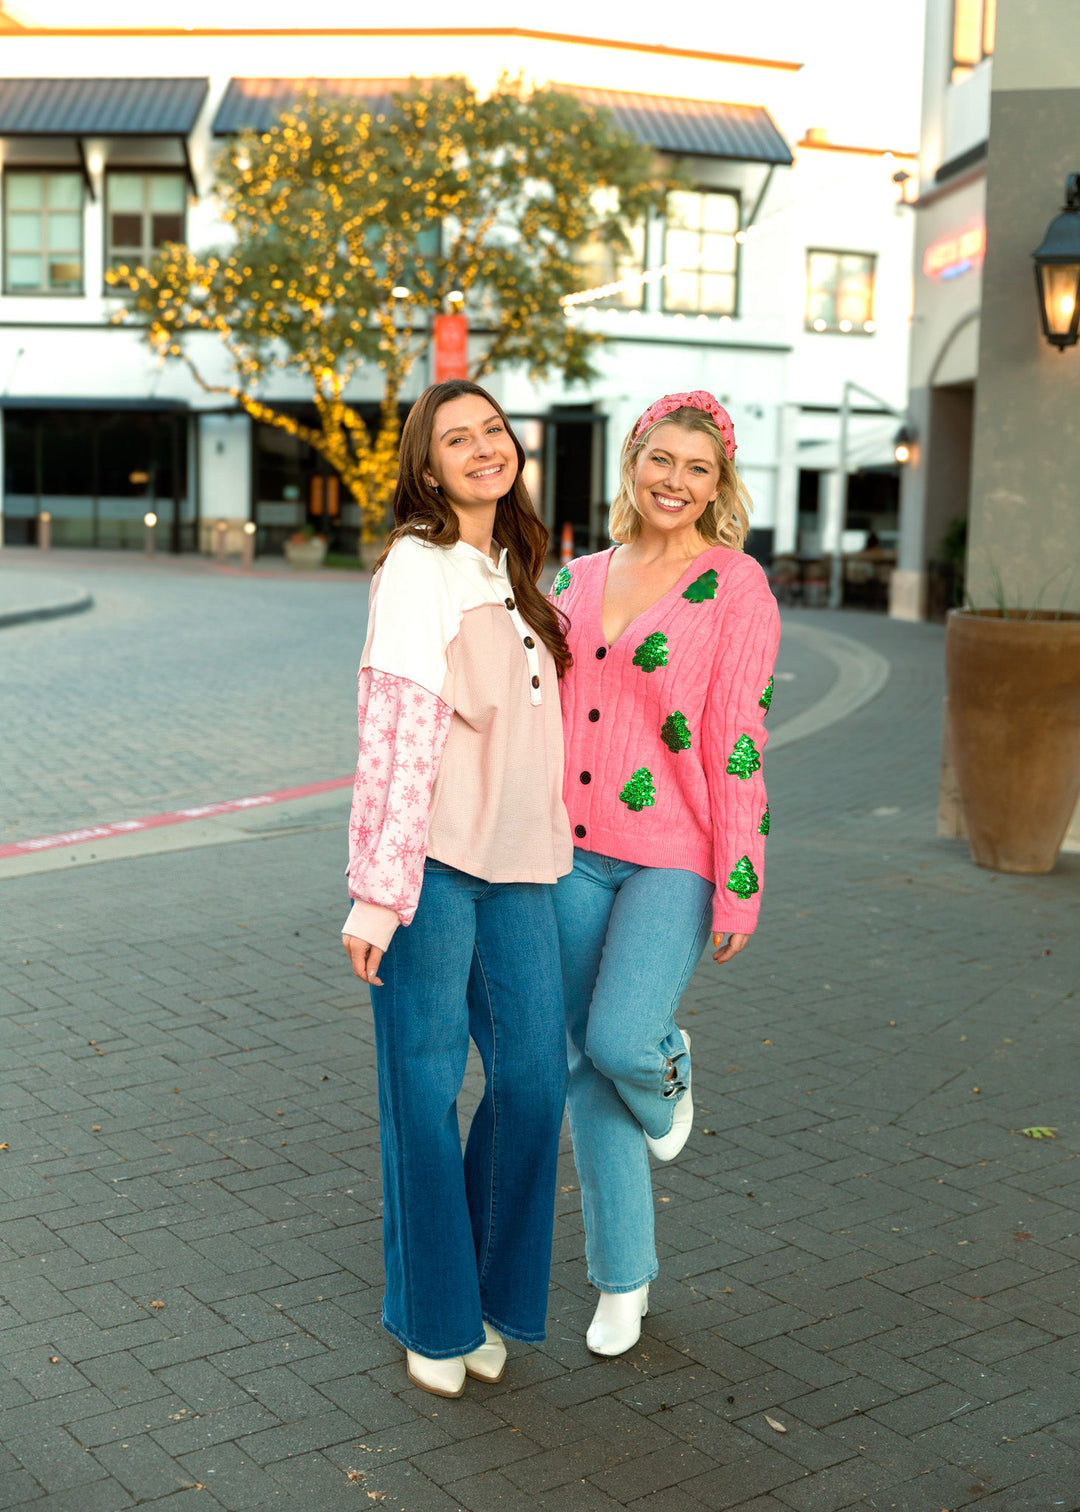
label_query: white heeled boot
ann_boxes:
[463,1322,506,1383]
[644,1030,693,1162]
[405,1350,466,1398]
[586,1284,649,1356]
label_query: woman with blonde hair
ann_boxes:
[342,379,572,1396]
[551,390,779,1355]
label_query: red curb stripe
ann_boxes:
[0,776,354,860]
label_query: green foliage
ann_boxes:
[108,78,662,534]
[660,711,691,752]
[940,515,967,564]
[1020,1126,1058,1139]
[632,631,669,672]
[619,767,656,811]
[726,734,761,779]
[682,569,717,602]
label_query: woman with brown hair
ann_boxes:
[341,379,572,1398]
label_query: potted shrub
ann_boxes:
[945,603,1080,872]
[283,524,327,570]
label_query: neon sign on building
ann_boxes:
[923,224,986,280]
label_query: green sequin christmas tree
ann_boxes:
[660,711,691,752]
[683,568,718,602]
[726,856,759,899]
[632,632,668,672]
[759,805,770,836]
[619,767,656,811]
[552,566,571,597]
[759,677,773,712]
[726,734,761,778]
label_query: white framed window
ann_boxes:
[575,188,646,310]
[663,189,739,315]
[106,172,186,275]
[952,0,996,82]
[3,170,84,294]
[806,249,877,334]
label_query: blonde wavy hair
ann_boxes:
[608,406,752,550]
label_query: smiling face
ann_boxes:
[631,421,722,541]
[424,393,519,518]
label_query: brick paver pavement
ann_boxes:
[2,561,1078,1511]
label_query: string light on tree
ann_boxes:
[106,77,664,543]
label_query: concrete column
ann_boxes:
[773,402,800,555]
[820,468,844,559]
[890,384,932,620]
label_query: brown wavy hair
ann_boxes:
[377,380,571,676]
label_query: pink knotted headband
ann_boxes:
[631,390,737,460]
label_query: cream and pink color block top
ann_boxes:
[343,533,572,951]
[554,544,780,935]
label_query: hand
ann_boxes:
[713,931,750,965]
[343,934,384,986]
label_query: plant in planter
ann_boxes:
[283,524,328,570]
[945,583,1080,873]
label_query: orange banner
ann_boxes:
[434,314,469,383]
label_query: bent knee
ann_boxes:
[585,1031,647,1086]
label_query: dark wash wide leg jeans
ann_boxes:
[368,858,567,1359]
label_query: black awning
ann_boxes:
[0,77,208,136]
[213,78,412,135]
[560,85,793,165]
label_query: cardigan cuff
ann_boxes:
[711,899,760,937]
[342,899,400,953]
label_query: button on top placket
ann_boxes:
[489,558,543,704]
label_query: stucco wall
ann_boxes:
[966,82,1080,611]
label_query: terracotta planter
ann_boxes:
[945,609,1080,872]
[283,536,327,570]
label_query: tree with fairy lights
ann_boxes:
[109,77,662,540]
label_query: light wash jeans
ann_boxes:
[553,848,714,1292]
[368,858,567,1358]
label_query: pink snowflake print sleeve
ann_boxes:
[702,572,781,938]
[342,668,453,953]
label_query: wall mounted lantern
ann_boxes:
[893,425,916,464]
[1032,173,1080,350]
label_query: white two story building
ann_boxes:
[0,21,917,564]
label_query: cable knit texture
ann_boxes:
[555,544,780,934]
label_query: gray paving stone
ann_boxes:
[2,591,1080,1509]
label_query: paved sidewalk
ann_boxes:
[0,561,92,629]
[1,598,1079,1512]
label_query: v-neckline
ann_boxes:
[599,543,720,649]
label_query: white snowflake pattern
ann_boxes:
[346,670,452,926]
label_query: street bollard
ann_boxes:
[143,511,157,558]
[214,519,228,566]
[241,520,256,570]
[38,512,52,551]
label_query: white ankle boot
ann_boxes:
[405,1350,466,1397]
[644,1030,693,1162]
[463,1322,506,1383]
[586,1284,649,1356]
